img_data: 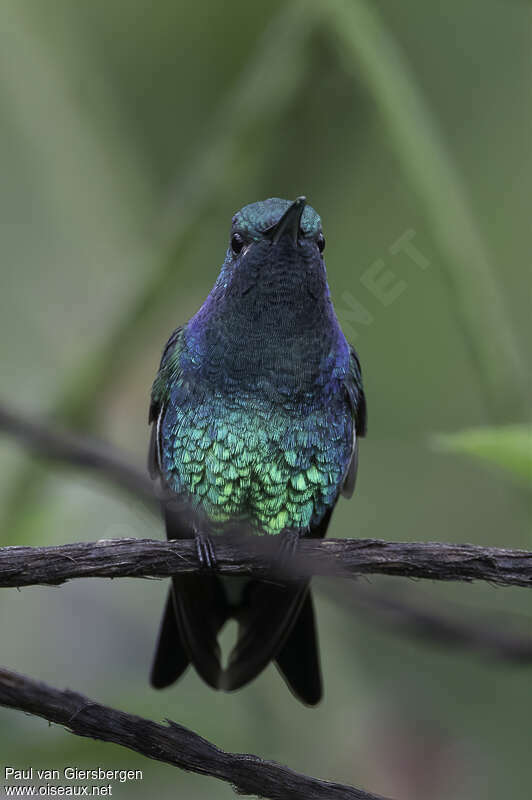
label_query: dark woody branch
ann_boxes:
[0,535,531,588]
[0,667,391,800]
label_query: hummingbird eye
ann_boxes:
[317,233,325,253]
[231,233,245,255]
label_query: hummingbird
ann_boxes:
[148,197,366,705]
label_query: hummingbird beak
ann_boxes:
[264,196,306,246]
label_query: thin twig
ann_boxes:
[0,536,530,588]
[327,585,532,663]
[0,406,155,504]
[0,667,391,800]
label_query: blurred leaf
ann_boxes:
[323,0,528,421]
[434,425,532,487]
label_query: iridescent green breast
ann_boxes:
[161,387,352,534]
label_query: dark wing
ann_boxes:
[341,344,367,498]
[147,326,183,480]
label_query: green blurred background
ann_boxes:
[0,1,531,798]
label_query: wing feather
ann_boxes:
[341,344,367,498]
[147,326,184,480]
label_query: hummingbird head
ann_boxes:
[185,196,345,391]
[229,196,324,259]
[220,197,326,296]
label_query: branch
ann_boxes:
[0,405,155,505]
[328,585,532,663]
[0,536,531,588]
[0,667,391,800]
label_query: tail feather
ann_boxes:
[150,588,189,689]
[274,589,322,705]
[220,580,311,694]
[172,573,229,688]
[151,505,230,690]
[151,506,326,703]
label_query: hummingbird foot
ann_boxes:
[194,530,217,571]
